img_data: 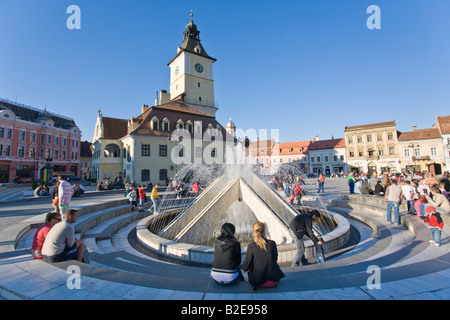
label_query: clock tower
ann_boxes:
[168,13,218,116]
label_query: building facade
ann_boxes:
[344,121,401,176]
[309,137,347,176]
[92,112,128,183]
[271,140,311,172]
[250,139,274,168]
[398,127,446,174]
[122,101,230,185]
[0,98,81,183]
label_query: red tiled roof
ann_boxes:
[398,128,441,141]
[130,100,234,141]
[102,117,129,139]
[436,115,450,134]
[309,138,345,150]
[272,141,311,156]
[153,100,215,118]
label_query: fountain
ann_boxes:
[136,142,350,265]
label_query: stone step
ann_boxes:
[73,204,134,237]
[4,190,450,300]
[83,210,149,241]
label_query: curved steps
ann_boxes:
[3,192,450,300]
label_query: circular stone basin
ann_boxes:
[136,208,351,266]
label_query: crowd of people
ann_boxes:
[348,170,449,247]
[28,168,448,290]
[269,172,306,205]
[96,178,123,191]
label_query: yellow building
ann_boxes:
[344,121,401,176]
[92,111,128,183]
[91,14,233,185]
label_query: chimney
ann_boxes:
[154,91,159,106]
[314,135,319,142]
[142,104,149,113]
[412,126,417,131]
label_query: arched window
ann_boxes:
[104,144,121,158]
[141,169,150,182]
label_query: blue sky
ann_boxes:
[1,0,449,143]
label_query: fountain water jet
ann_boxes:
[137,142,350,265]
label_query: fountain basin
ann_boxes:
[135,209,351,266]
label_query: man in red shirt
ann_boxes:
[31,212,62,259]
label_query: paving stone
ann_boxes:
[1,180,450,300]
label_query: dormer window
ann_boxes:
[151,116,159,130]
[194,121,202,135]
[215,124,222,136]
[186,120,193,133]
[162,118,170,131]
[176,119,184,130]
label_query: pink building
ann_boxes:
[0,98,81,183]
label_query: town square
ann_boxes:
[0,0,449,309]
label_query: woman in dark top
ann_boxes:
[242,221,285,290]
[211,223,244,286]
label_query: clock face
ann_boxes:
[175,66,180,75]
[195,63,203,73]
